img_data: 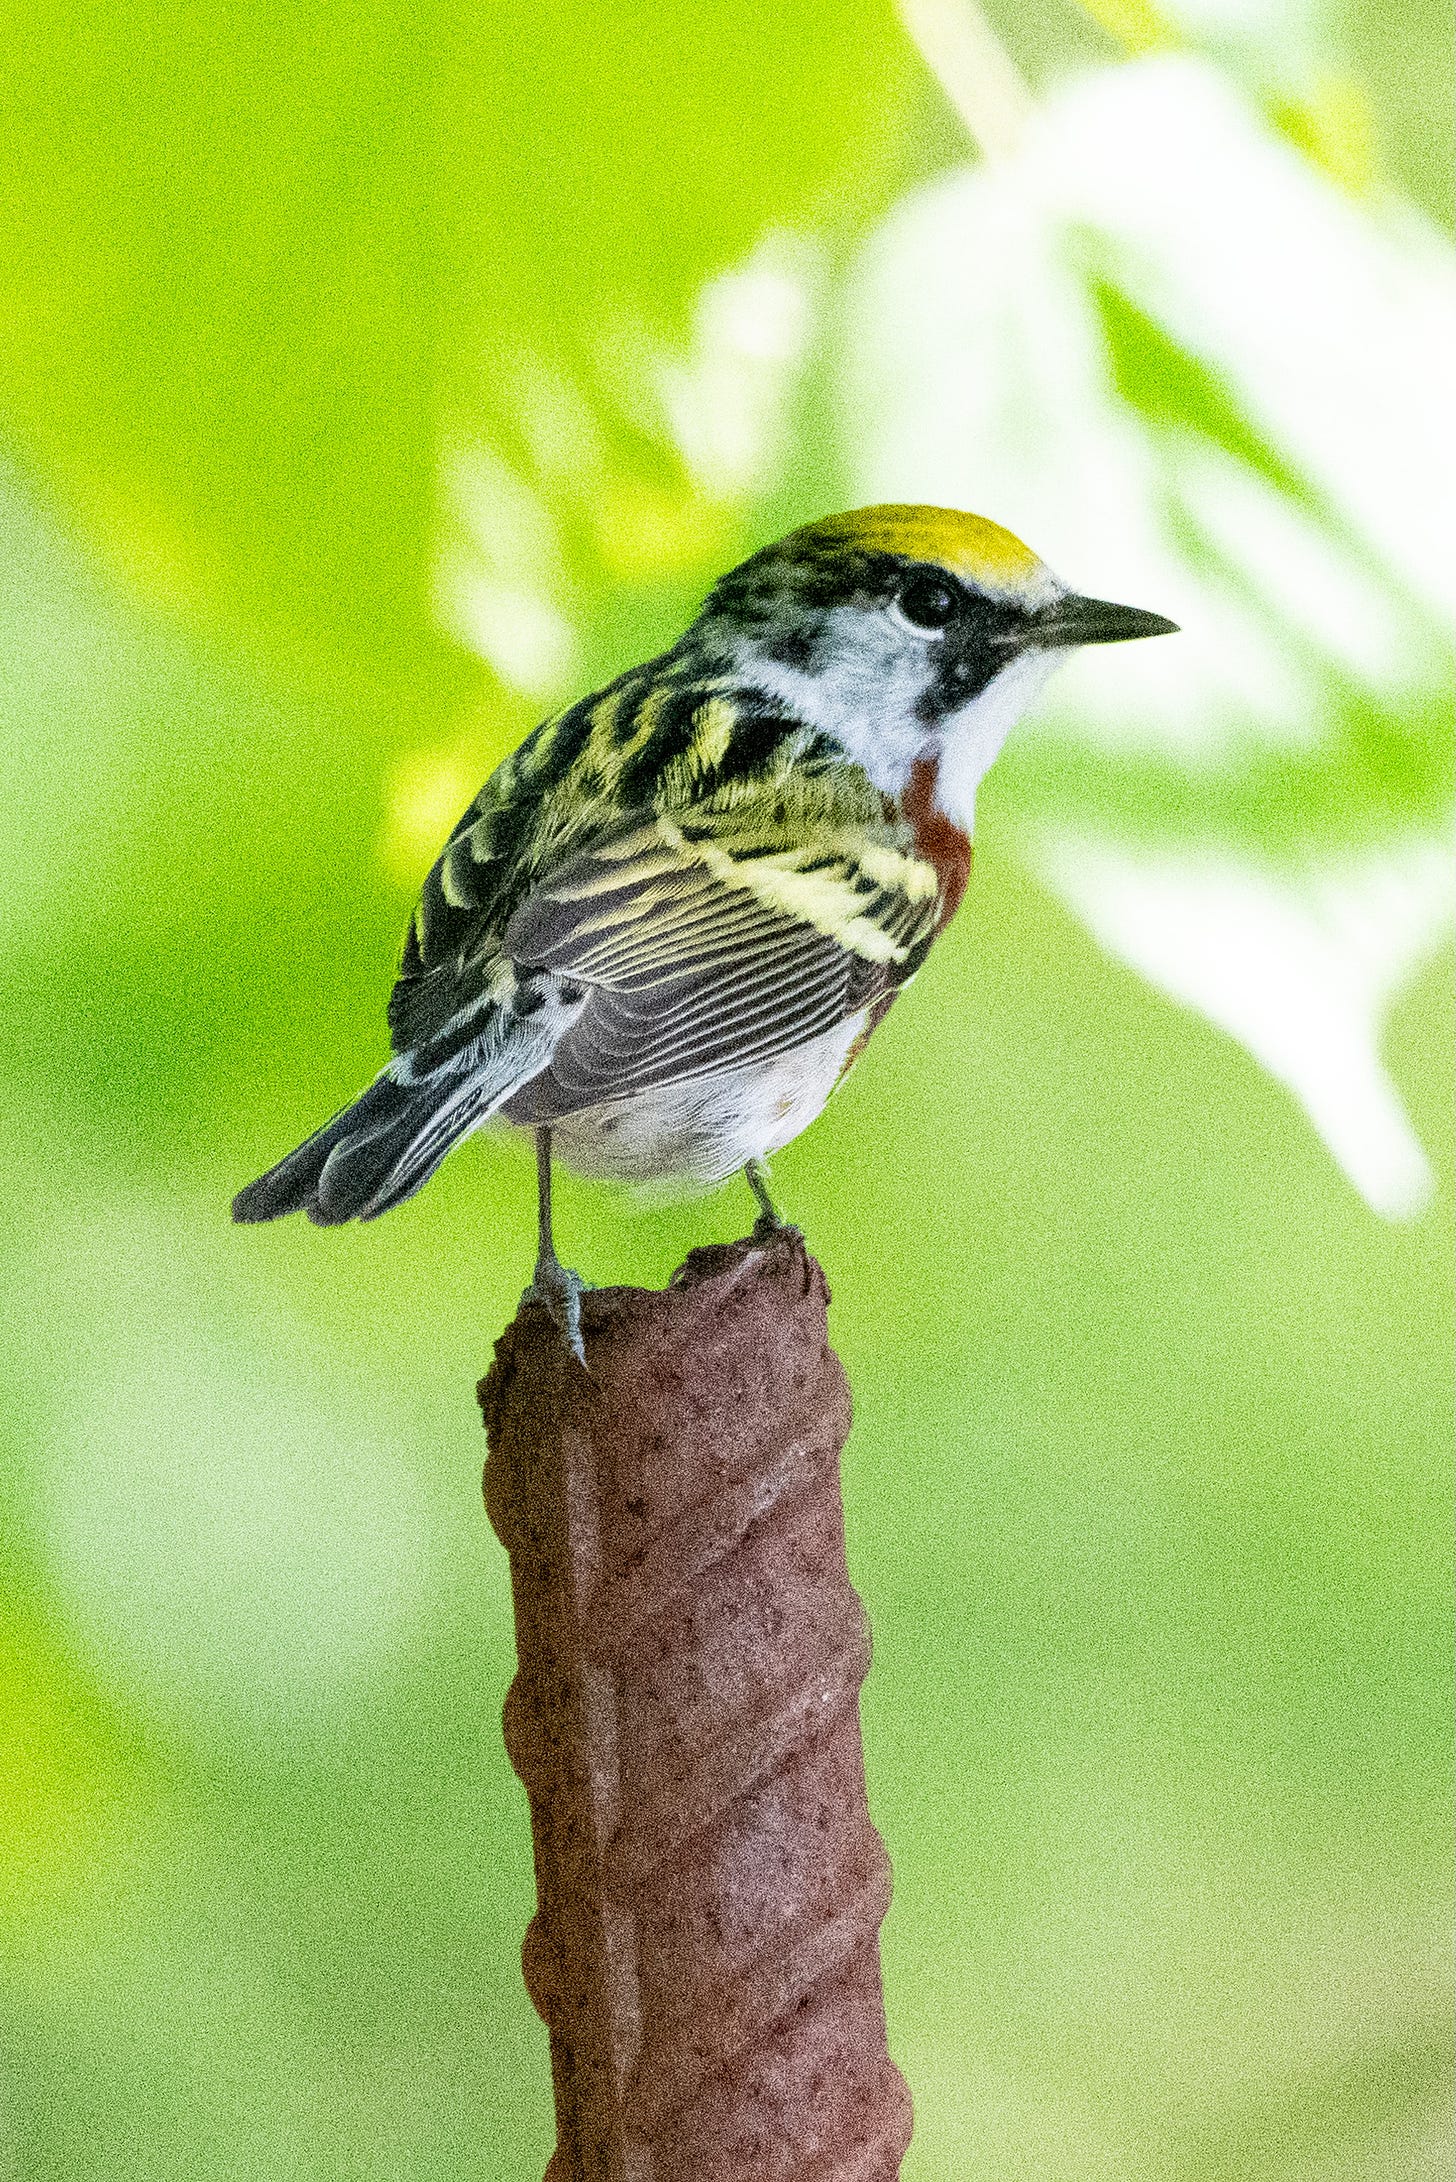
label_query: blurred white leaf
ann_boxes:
[434,441,578,697]
[1149,0,1336,89]
[898,0,1036,163]
[1053,61,1456,623]
[1175,441,1427,697]
[655,231,821,500]
[443,571,577,696]
[840,55,1454,760]
[1035,827,1454,1217]
[839,50,1453,1212]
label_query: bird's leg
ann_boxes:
[745,1157,801,1245]
[523,1127,586,1363]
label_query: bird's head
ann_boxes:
[695,504,1177,827]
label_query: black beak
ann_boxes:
[1029,594,1180,648]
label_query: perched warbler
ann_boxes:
[234,505,1175,1349]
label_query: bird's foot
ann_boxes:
[523,1251,588,1364]
[745,1159,803,1248]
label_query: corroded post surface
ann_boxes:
[479,1231,911,2182]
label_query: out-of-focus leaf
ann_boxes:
[1035,826,1454,1216]
[435,231,822,716]
[841,55,1452,757]
[653,233,822,502]
[12,1190,437,1740]
[837,51,1454,1211]
[1086,0,1340,81]
[434,443,580,701]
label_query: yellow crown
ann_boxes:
[783,503,1049,599]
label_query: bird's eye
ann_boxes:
[895,575,958,631]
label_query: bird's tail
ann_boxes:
[231,1068,490,1226]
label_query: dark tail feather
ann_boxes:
[231,1071,486,1226]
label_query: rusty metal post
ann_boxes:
[479,1231,911,2180]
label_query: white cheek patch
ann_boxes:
[934,648,1065,833]
[738,606,936,795]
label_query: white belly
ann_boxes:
[534,1010,869,1185]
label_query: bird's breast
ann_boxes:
[901,754,972,928]
[534,1011,873,1186]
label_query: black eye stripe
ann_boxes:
[896,574,958,630]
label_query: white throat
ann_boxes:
[732,609,1066,824]
[932,648,1063,833]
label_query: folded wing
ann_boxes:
[502,812,939,1118]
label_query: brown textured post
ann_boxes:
[479,1230,912,2181]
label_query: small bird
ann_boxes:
[234,505,1175,1350]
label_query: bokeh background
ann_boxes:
[1,1,1451,2175]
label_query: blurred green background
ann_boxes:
[1,1,1451,2176]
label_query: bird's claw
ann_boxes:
[523,1253,587,1364]
[745,1158,802,1248]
